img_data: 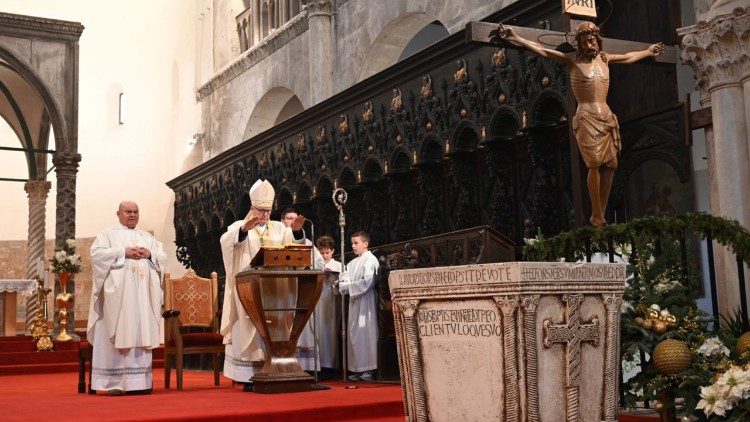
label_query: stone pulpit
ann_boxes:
[389,262,626,422]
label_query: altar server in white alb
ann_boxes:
[280,207,325,372]
[339,231,379,381]
[87,201,166,396]
[314,235,342,371]
[219,179,297,388]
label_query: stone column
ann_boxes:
[52,152,81,335]
[253,0,261,44]
[679,4,750,316]
[24,180,51,334]
[306,0,334,104]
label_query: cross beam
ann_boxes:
[464,21,678,64]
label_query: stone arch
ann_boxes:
[0,46,67,161]
[243,86,304,139]
[357,13,448,82]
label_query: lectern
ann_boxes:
[235,245,324,393]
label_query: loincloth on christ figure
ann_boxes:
[572,110,622,169]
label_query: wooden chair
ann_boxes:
[163,269,224,390]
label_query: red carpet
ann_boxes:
[0,371,405,421]
[0,336,660,421]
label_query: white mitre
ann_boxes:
[249,179,275,210]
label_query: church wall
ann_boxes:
[200,0,518,157]
[202,31,311,156]
[334,0,515,92]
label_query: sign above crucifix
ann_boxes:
[563,0,597,18]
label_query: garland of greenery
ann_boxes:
[523,212,750,263]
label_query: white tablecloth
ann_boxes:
[0,279,37,297]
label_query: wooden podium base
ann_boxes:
[252,376,313,394]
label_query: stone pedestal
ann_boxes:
[389,262,626,422]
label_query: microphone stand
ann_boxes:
[306,218,323,388]
[332,188,349,383]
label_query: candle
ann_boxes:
[44,271,49,290]
[36,258,44,278]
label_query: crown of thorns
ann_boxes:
[575,23,600,38]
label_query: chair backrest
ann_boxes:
[163,269,218,328]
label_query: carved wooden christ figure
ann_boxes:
[495,21,665,226]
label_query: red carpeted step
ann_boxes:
[0,349,79,365]
[0,362,82,375]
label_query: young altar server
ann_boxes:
[338,231,379,381]
[315,235,342,372]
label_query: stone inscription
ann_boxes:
[390,262,626,290]
[418,308,502,338]
[520,265,625,281]
[397,266,513,288]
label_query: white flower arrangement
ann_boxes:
[50,238,81,274]
[653,277,682,294]
[697,337,731,357]
[697,365,750,417]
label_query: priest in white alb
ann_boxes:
[219,180,298,389]
[87,201,166,395]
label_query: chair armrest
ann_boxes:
[162,309,181,319]
[163,310,183,347]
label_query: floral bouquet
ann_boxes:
[697,363,750,420]
[50,238,82,274]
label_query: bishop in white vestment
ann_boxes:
[219,180,297,383]
[87,201,166,394]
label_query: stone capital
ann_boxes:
[52,152,81,176]
[24,180,52,202]
[305,0,333,18]
[678,6,750,94]
[394,299,420,317]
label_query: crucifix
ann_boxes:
[543,293,600,422]
[465,6,678,227]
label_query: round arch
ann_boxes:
[0,48,67,178]
[243,86,304,140]
[357,13,448,82]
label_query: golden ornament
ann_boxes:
[652,339,692,375]
[652,320,669,335]
[737,332,750,355]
